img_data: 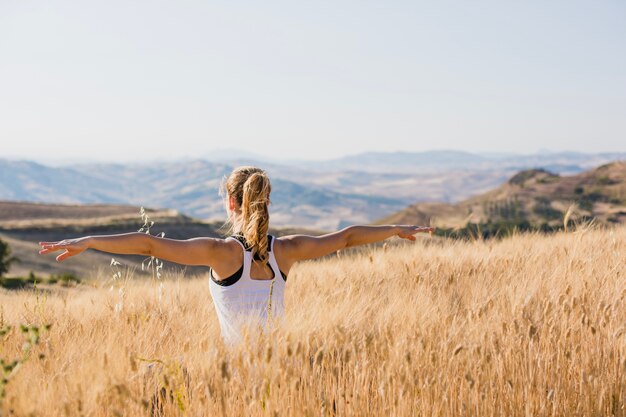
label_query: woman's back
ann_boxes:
[208,235,287,344]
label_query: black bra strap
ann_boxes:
[209,265,244,287]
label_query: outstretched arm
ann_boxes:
[279,225,434,264]
[39,232,227,266]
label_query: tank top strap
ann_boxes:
[226,234,285,280]
[224,235,253,279]
[266,235,287,282]
[267,235,279,267]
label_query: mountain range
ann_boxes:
[1,150,624,229]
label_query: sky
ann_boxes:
[1,0,625,163]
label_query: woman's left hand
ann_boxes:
[396,226,435,241]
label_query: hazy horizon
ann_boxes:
[1,1,625,163]
[2,147,626,167]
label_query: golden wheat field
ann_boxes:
[1,225,625,416]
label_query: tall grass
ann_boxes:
[1,225,625,416]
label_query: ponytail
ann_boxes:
[223,167,272,265]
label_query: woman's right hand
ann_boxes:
[39,237,90,262]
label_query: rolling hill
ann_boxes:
[378,161,626,231]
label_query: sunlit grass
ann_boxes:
[1,225,625,416]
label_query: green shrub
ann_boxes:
[533,197,562,221]
[596,175,616,185]
[578,199,594,211]
[0,239,18,278]
[49,273,80,287]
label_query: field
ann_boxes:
[1,225,625,416]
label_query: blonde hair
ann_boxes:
[221,166,272,265]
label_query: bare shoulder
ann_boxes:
[273,234,299,250]
[272,235,303,274]
[273,234,319,253]
[206,237,242,256]
[204,237,244,270]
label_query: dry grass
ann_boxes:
[1,225,625,416]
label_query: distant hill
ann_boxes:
[0,201,176,226]
[287,150,626,174]
[378,161,626,234]
[0,159,407,230]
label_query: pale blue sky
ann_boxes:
[1,0,625,163]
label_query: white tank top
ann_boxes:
[208,235,286,344]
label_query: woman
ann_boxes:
[39,166,434,344]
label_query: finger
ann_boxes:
[56,250,72,262]
[39,241,62,246]
[40,243,64,249]
[39,246,63,254]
